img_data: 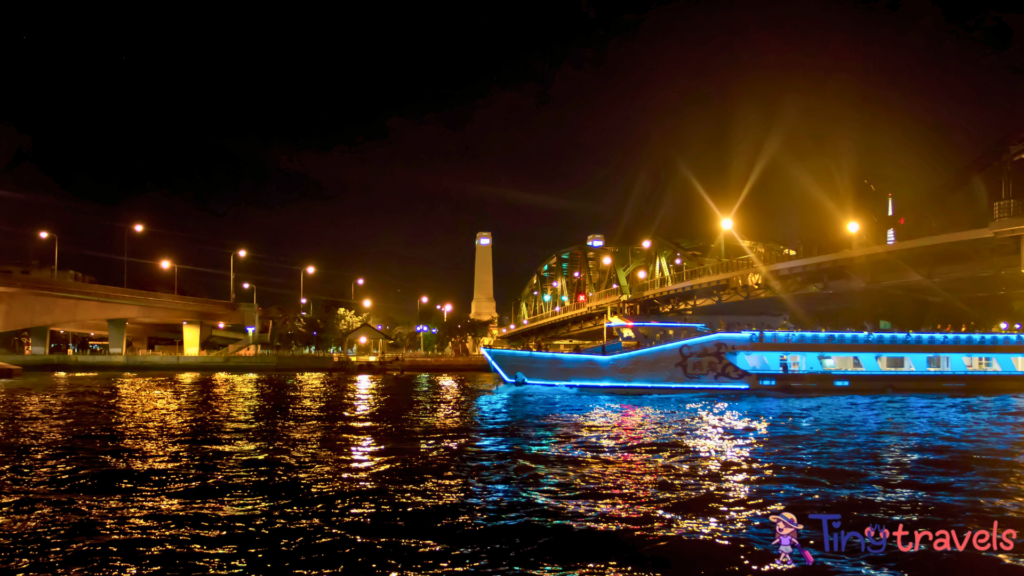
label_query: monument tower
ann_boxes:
[470,232,497,321]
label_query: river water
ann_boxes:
[1,372,1023,575]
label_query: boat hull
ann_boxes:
[483,331,1024,394]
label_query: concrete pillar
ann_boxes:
[1020,235,1023,273]
[107,319,127,355]
[470,232,497,321]
[183,321,201,356]
[29,326,50,355]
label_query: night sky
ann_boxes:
[3,1,1024,322]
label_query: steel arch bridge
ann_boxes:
[512,235,794,327]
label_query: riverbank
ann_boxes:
[0,355,489,374]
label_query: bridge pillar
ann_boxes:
[107,319,127,355]
[183,321,201,356]
[29,326,50,355]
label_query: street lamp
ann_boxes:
[846,221,860,234]
[719,217,734,259]
[641,239,652,249]
[418,295,430,352]
[351,277,365,300]
[443,303,452,322]
[300,265,315,304]
[362,298,372,308]
[602,255,612,265]
[637,269,647,280]
[242,282,257,304]
[39,231,57,279]
[124,223,144,288]
[230,249,246,302]
[160,259,178,295]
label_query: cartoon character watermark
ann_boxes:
[770,512,814,566]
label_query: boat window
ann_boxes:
[788,355,804,371]
[880,356,911,370]
[820,355,864,370]
[963,356,996,371]
[833,380,850,386]
[759,378,776,386]
[744,354,772,370]
[927,355,950,370]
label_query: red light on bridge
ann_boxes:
[899,217,905,224]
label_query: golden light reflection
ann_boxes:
[495,400,770,541]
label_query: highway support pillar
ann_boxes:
[29,326,50,355]
[107,320,127,355]
[183,321,201,356]
[1020,236,1024,273]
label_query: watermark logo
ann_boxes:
[808,514,1016,553]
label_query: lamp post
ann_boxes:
[124,223,143,288]
[230,249,246,302]
[300,265,315,305]
[352,277,364,300]
[720,217,734,259]
[243,282,259,347]
[443,303,452,322]
[846,221,860,250]
[38,231,58,279]
[160,260,178,295]
[418,295,429,352]
[242,282,256,304]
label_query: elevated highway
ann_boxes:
[0,276,257,355]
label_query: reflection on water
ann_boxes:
[0,373,1023,574]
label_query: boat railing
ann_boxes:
[746,331,1024,346]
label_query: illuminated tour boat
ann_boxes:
[482,322,1024,393]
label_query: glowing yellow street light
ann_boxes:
[300,265,315,305]
[602,256,612,265]
[39,231,58,279]
[124,224,144,288]
[352,277,364,299]
[359,336,367,344]
[443,303,452,321]
[420,296,429,303]
[160,260,178,295]
[637,269,647,280]
[217,322,225,329]
[720,217,734,231]
[242,282,257,304]
[230,249,247,302]
[846,221,860,234]
[362,298,372,308]
[641,239,652,249]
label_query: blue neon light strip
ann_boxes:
[481,348,514,383]
[520,378,749,390]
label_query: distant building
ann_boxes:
[0,261,97,284]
